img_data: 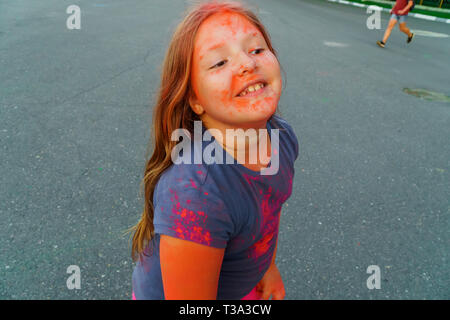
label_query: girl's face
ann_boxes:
[190,11,282,128]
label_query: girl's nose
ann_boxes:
[236,52,256,76]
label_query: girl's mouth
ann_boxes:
[236,82,267,98]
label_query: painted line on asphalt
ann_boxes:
[323,41,350,47]
[327,0,450,24]
[410,29,449,38]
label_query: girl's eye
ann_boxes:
[250,48,264,55]
[210,60,227,69]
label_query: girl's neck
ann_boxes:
[200,115,272,169]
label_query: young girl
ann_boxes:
[130,0,298,300]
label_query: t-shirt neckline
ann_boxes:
[203,116,276,177]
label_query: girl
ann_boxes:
[130,0,298,300]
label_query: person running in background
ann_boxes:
[377,0,415,48]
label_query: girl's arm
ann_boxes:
[406,0,414,10]
[160,234,225,299]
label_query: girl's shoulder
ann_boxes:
[270,113,294,132]
[270,114,299,161]
[156,161,210,193]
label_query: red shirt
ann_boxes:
[392,0,411,16]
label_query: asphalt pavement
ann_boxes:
[0,0,449,299]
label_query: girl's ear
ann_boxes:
[189,95,205,116]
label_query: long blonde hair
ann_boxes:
[129,0,279,261]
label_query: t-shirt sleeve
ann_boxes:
[288,122,299,162]
[152,172,234,249]
[274,115,299,162]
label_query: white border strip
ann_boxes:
[327,0,450,24]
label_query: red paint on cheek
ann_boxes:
[219,89,229,104]
[264,96,275,105]
[234,98,248,111]
[242,95,276,113]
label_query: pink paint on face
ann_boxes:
[191,11,282,129]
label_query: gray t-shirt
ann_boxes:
[132,114,299,299]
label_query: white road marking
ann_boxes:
[323,41,349,47]
[412,13,437,21]
[411,30,449,38]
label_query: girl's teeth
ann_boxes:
[239,83,265,97]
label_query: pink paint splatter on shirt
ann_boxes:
[243,171,294,270]
[251,230,274,258]
[243,174,261,186]
[189,178,198,189]
[168,189,212,246]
